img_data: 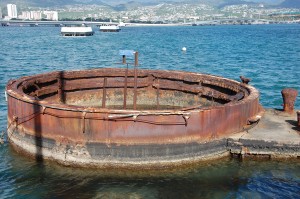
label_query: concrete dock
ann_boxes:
[228,109,300,159]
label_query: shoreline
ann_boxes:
[1,19,299,28]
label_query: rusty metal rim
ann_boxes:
[6,69,259,114]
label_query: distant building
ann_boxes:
[19,11,31,20]
[30,11,42,20]
[18,10,58,21]
[43,11,58,21]
[0,8,2,18]
[7,4,17,19]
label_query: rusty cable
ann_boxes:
[7,89,200,115]
[110,118,187,126]
[5,116,19,142]
[8,107,190,127]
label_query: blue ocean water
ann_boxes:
[0,24,300,198]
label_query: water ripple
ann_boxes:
[0,24,300,198]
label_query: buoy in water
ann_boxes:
[182,47,187,51]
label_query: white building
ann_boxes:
[18,10,58,21]
[7,4,18,19]
[43,11,58,21]
[30,11,42,20]
[19,11,31,20]
[0,9,2,18]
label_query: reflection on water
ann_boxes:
[1,143,299,198]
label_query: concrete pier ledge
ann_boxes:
[228,109,300,159]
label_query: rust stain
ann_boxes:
[6,68,262,166]
[297,111,300,127]
[281,88,298,114]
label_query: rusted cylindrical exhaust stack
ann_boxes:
[281,88,298,113]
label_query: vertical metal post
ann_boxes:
[122,55,126,64]
[134,51,139,67]
[102,77,107,108]
[123,64,128,109]
[57,73,63,103]
[297,111,300,127]
[156,78,160,109]
[133,52,138,110]
[133,66,137,110]
[81,112,87,134]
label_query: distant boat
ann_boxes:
[99,24,121,32]
[118,22,126,27]
[61,25,94,37]
[1,23,10,26]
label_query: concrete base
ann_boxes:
[228,109,300,158]
[7,109,300,170]
[8,129,230,170]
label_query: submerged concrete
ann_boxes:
[229,109,300,159]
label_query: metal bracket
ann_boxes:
[182,114,190,126]
[42,106,47,115]
[12,116,18,127]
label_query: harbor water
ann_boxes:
[0,25,300,198]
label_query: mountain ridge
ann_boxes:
[279,0,300,8]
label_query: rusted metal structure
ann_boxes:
[281,88,298,113]
[6,68,262,169]
[297,111,300,127]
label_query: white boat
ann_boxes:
[118,22,126,27]
[61,26,94,37]
[99,25,121,32]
